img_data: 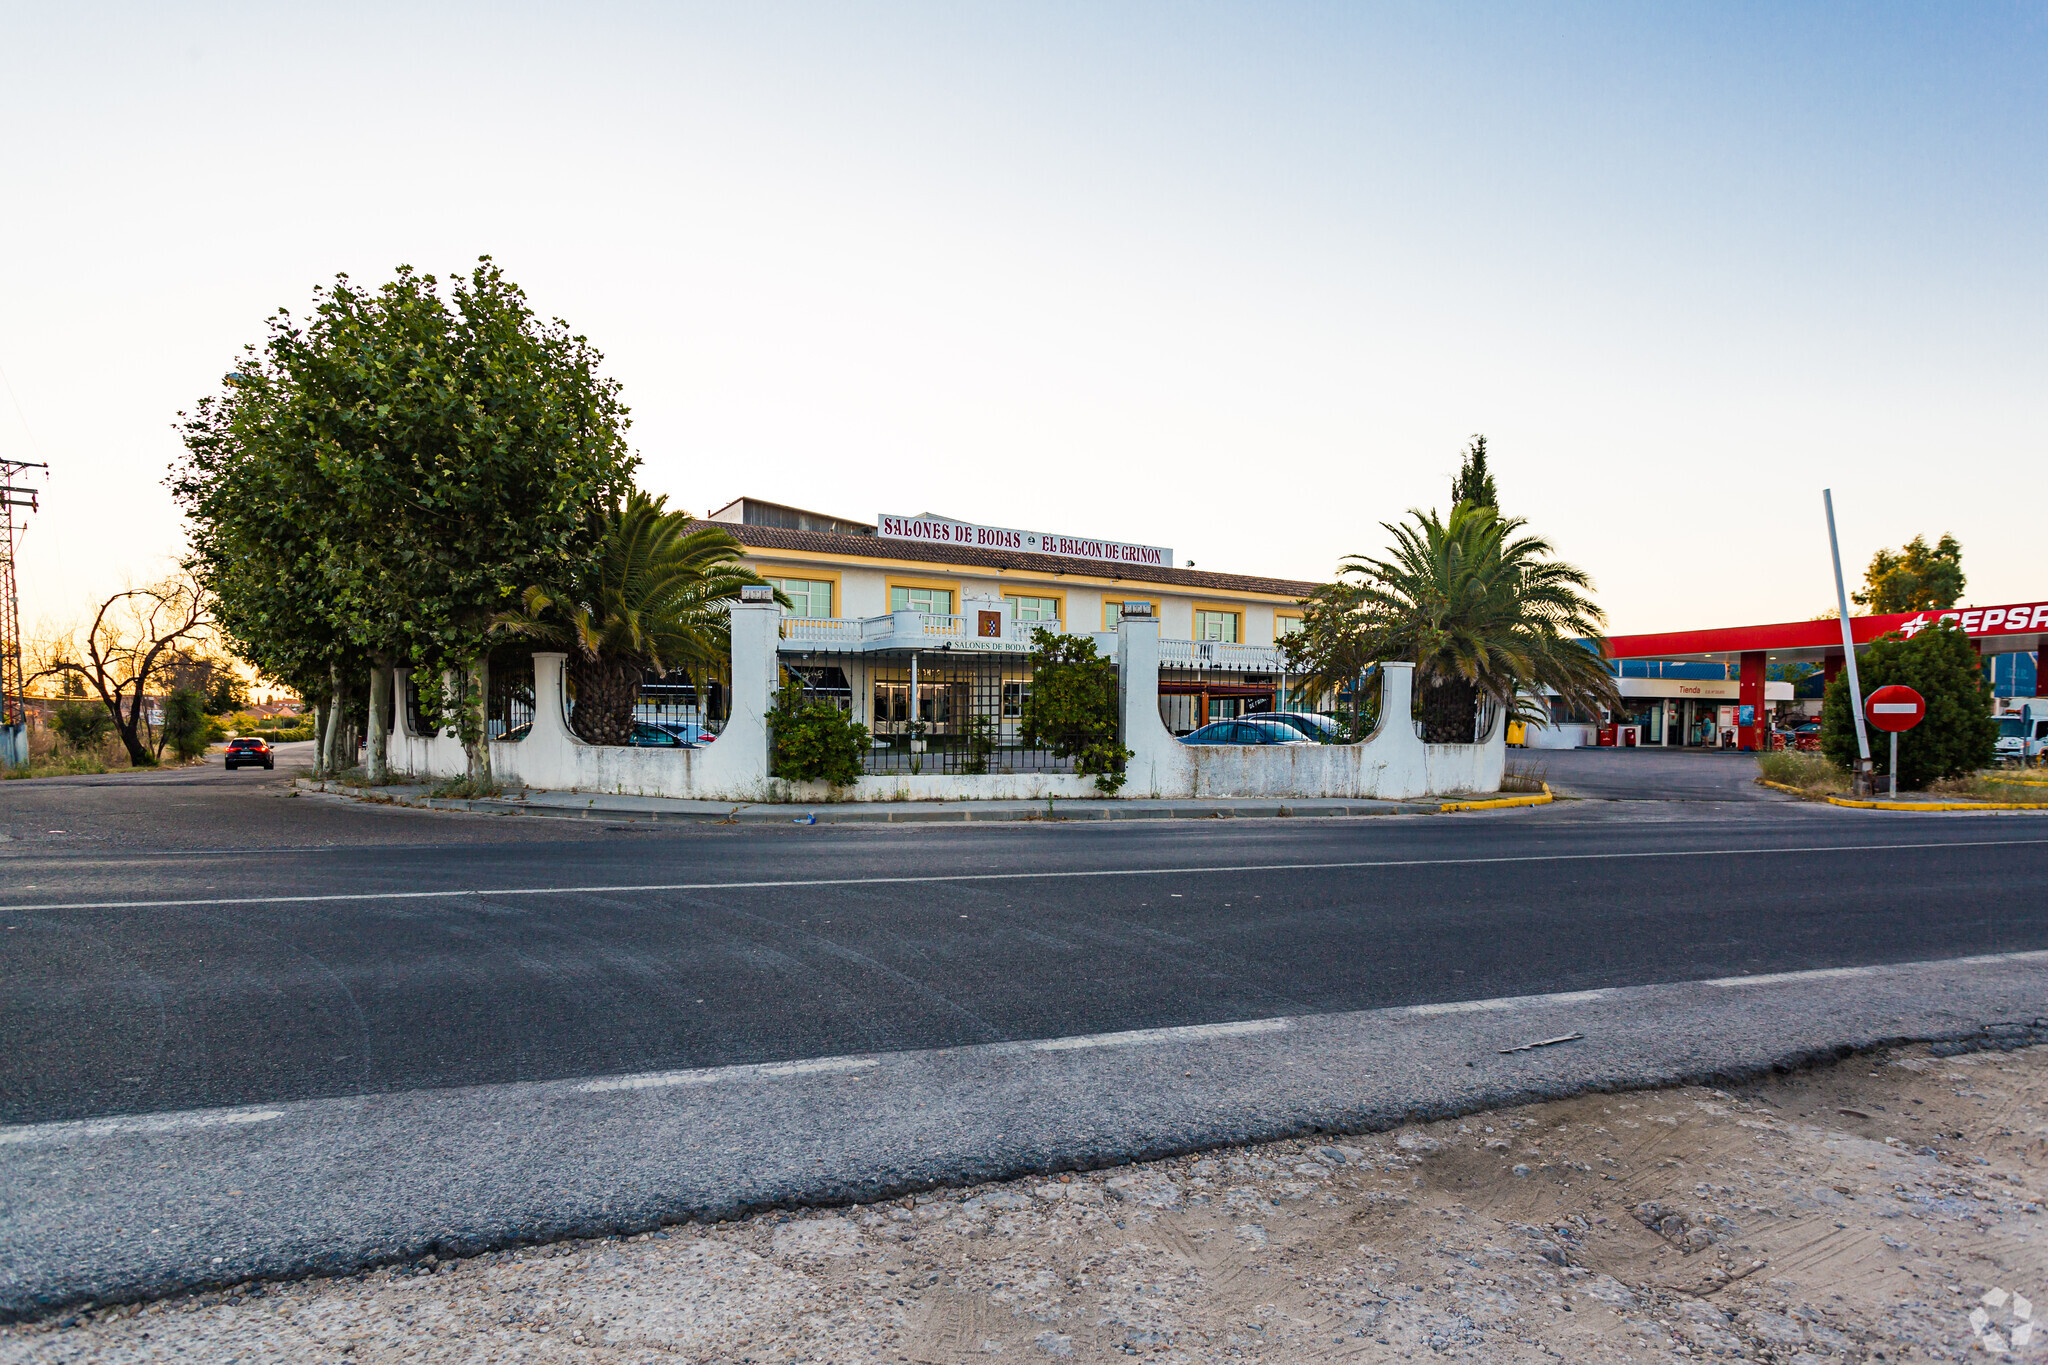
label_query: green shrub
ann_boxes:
[160,687,220,762]
[961,715,998,775]
[769,679,870,786]
[1820,621,1995,788]
[1020,629,1132,794]
[52,701,113,753]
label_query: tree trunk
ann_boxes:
[319,662,345,776]
[113,694,153,768]
[463,658,492,782]
[1416,676,1482,744]
[311,699,330,778]
[568,655,642,745]
[366,663,390,784]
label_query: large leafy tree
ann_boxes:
[172,366,363,775]
[1297,504,1617,743]
[1853,533,1964,614]
[1820,621,1994,787]
[173,259,637,780]
[494,493,775,744]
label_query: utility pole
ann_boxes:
[0,460,47,742]
[1823,489,1873,796]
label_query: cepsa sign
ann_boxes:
[876,514,1173,568]
[1893,601,2048,641]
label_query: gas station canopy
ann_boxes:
[1606,599,2048,667]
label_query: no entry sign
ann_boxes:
[1865,685,1926,733]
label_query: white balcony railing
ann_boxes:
[1157,637,1288,672]
[780,613,1285,671]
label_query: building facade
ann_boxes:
[699,498,1320,772]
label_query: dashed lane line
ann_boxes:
[2,837,2045,914]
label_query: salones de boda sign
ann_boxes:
[876,513,1173,568]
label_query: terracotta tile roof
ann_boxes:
[689,521,1320,599]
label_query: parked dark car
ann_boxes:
[497,722,697,748]
[1246,711,1340,742]
[224,737,275,770]
[1179,719,1317,746]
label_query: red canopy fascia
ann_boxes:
[1608,600,2048,661]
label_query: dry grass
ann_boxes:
[1926,772,2048,804]
[1754,749,1850,794]
[1499,758,1548,793]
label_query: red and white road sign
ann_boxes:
[1865,684,1926,732]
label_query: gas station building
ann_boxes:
[1530,599,2048,752]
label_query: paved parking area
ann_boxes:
[1513,746,1778,802]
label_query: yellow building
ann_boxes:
[695,497,1321,758]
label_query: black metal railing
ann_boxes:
[489,658,535,740]
[861,655,1079,776]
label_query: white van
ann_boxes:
[1996,705,2048,763]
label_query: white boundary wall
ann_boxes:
[387,601,1503,801]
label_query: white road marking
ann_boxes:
[1706,949,2048,988]
[1031,1018,1288,1051]
[578,1055,878,1092]
[5,838,2046,914]
[0,1106,282,1147]
[1705,966,1875,987]
[1409,989,1608,1016]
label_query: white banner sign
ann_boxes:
[876,514,1173,568]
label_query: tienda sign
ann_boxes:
[876,514,1173,568]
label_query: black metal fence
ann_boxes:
[406,670,438,738]
[777,651,1086,776]
[628,671,728,740]
[489,658,535,740]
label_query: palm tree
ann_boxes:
[496,492,781,745]
[1318,503,1617,743]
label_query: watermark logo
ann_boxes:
[1971,1287,2034,1353]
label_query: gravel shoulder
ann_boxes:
[9,1040,2045,1364]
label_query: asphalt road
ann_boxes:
[4,760,2046,1127]
[8,752,2048,1316]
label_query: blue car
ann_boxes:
[497,722,696,748]
[1179,719,1317,746]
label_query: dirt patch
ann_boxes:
[9,1043,2048,1362]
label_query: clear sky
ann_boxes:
[2,2,2042,641]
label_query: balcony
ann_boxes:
[779,613,1289,671]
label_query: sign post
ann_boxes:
[1864,684,1926,801]
[1823,490,1875,795]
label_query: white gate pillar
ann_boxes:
[1117,603,1194,798]
[691,589,780,798]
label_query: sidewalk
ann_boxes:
[293,778,1513,824]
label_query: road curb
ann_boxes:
[290,779,1463,823]
[1755,777,2048,812]
[1439,782,1552,813]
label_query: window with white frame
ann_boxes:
[1275,614,1304,639]
[767,577,833,618]
[1002,680,1029,718]
[889,585,954,615]
[1006,595,1060,625]
[1195,609,1240,643]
